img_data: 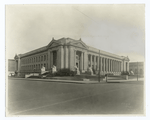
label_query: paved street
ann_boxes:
[7,77,144,116]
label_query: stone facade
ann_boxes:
[8,59,16,72]
[14,37,130,75]
[129,62,144,75]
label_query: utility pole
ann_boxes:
[98,50,101,82]
[137,61,138,81]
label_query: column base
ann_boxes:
[81,70,85,73]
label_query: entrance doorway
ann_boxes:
[76,51,82,70]
[76,55,80,68]
[53,51,57,66]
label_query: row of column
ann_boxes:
[89,54,122,72]
[47,46,123,73]
[48,46,79,70]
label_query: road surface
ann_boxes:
[7,77,144,116]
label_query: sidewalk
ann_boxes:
[107,78,144,83]
[9,77,99,84]
[9,77,144,84]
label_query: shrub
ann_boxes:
[121,71,130,75]
[105,73,114,76]
[56,68,75,76]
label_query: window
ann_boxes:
[44,55,46,61]
[135,69,138,74]
[140,69,143,74]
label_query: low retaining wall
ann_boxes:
[121,75,128,80]
[25,73,40,78]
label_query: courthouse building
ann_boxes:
[14,37,130,75]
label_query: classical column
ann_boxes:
[74,50,76,66]
[80,52,83,71]
[64,46,68,68]
[107,59,108,72]
[121,62,122,72]
[105,58,107,72]
[69,46,74,70]
[97,56,99,70]
[94,55,96,70]
[121,61,124,72]
[115,60,117,72]
[116,61,118,72]
[57,50,59,69]
[50,51,53,68]
[110,59,112,72]
[127,62,129,72]
[103,58,105,72]
[119,61,120,72]
[60,46,64,69]
[90,54,92,67]
[116,61,117,72]
[101,58,103,72]
[118,61,119,72]
[117,61,118,72]
[109,59,110,72]
[107,58,108,72]
[113,60,114,72]
[100,57,102,72]
[110,59,111,72]
[107,59,109,72]
[84,51,88,71]
[108,59,109,72]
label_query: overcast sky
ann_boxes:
[6,4,145,62]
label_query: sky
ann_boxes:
[6,4,145,62]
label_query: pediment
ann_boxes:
[47,40,62,48]
[50,42,60,47]
[70,41,88,49]
[74,43,85,48]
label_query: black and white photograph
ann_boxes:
[6,4,145,116]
